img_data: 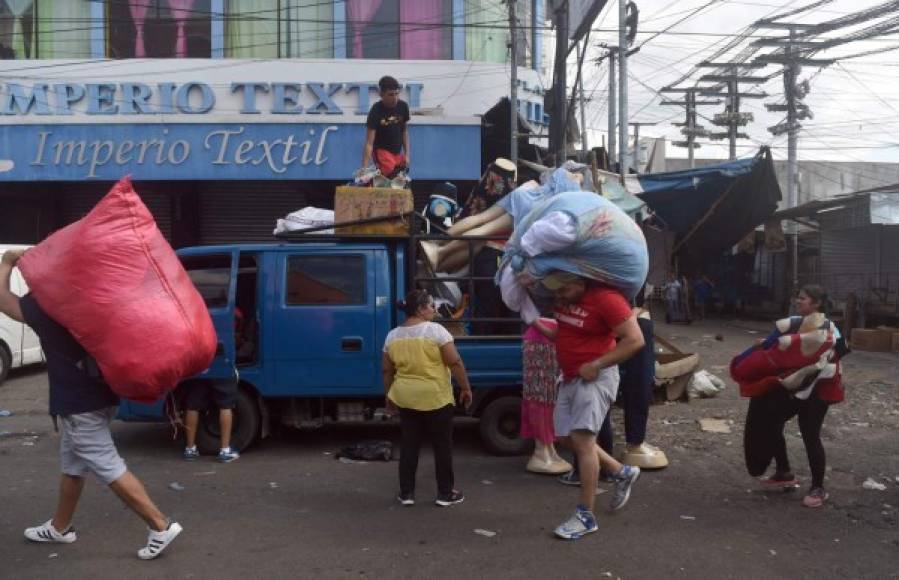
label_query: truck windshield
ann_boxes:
[180,254,231,309]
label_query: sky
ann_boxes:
[565,0,899,164]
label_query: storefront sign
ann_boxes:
[0,123,479,181]
[0,81,425,117]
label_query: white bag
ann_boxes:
[687,370,726,400]
[274,207,334,235]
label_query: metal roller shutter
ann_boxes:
[820,228,874,299]
[197,182,308,245]
[59,185,173,241]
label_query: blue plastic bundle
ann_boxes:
[499,191,649,301]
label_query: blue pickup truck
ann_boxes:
[118,235,527,455]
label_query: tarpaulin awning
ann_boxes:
[627,147,782,266]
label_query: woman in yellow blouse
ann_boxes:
[382,289,473,507]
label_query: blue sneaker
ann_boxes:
[609,465,640,511]
[183,446,200,461]
[216,447,240,463]
[554,506,598,540]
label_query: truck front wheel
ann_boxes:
[478,396,531,456]
[193,387,261,455]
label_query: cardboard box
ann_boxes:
[850,328,893,352]
[334,186,413,235]
[892,332,899,353]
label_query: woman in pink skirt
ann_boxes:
[521,318,572,474]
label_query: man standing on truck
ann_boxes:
[361,75,411,178]
[540,271,645,540]
[0,249,182,560]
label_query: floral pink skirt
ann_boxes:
[521,341,560,444]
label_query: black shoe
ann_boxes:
[435,490,464,507]
[396,492,415,507]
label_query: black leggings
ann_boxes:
[744,388,830,488]
[398,404,455,496]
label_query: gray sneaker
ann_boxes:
[557,469,581,486]
[609,465,640,511]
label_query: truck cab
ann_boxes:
[119,238,526,456]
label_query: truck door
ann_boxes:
[270,249,379,394]
[179,251,239,382]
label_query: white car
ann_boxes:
[0,245,44,385]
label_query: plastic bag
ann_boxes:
[687,370,726,400]
[18,177,216,403]
[496,168,581,226]
[499,191,649,302]
[274,207,335,235]
[336,440,393,461]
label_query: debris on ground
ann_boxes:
[338,457,368,464]
[193,471,216,476]
[862,478,887,491]
[49,553,58,559]
[0,410,12,417]
[473,529,497,538]
[336,440,392,461]
[687,370,726,400]
[680,515,696,520]
[268,482,279,489]
[168,482,185,491]
[698,418,731,434]
[481,479,494,485]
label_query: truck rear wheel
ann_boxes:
[194,387,261,455]
[478,396,531,456]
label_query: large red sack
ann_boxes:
[18,177,216,403]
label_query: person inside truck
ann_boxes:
[0,249,183,560]
[382,289,473,508]
[539,271,644,540]
[361,75,410,179]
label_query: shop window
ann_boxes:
[286,255,365,306]
[108,0,211,59]
[0,1,91,59]
[225,0,333,58]
[464,0,532,65]
[346,0,452,60]
[0,1,34,59]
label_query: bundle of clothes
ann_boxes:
[730,313,847,402]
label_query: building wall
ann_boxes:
[665,158,899,205]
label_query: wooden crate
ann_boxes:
[334,186,413,235]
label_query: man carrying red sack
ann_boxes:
[0,249,182,560]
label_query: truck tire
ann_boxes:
[478,396,531,456]
[193,387,261,455]
[0,343,10,385]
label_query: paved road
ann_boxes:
[1,319,897,580]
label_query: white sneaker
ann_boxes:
[137,522,182,560]
[24,520,77,543]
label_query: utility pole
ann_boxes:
[607,47,617,168]
[661,87,719,169]
[508,0,518,166]
[757,28,830,293]
[698,64,767,160]
[578,40,589,158]
[617,0,628,178]
[550,2,569,163]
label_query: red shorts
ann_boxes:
[374,149,406,177]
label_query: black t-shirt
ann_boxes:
[20,294,118,416]
[366,99,410,154]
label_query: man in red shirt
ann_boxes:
[541,271,646,540]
